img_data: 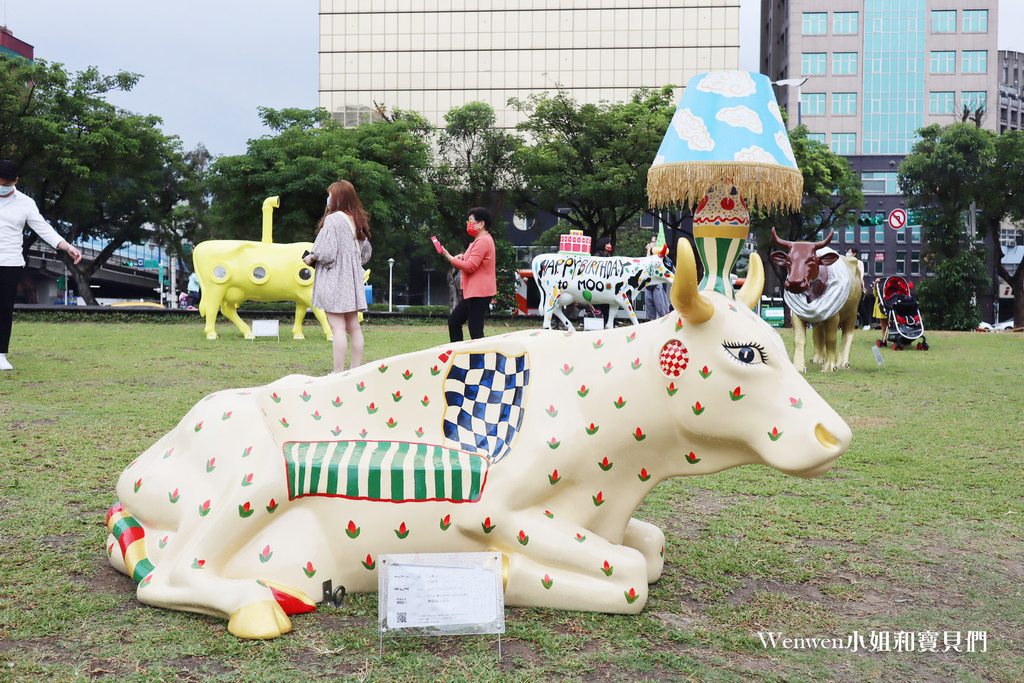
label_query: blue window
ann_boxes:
[931,10,956,33]
[833,92,857,115]
[834,12,858,35]
[831,133,856,155]
[962,10,988,33]
[911,251,921,275]
[875,222,886,243]
[962,51,988,74]
[929,91,955,114]
[802,53,827,75]
[862,172,899,194]
[844,224,856,243]
[860,222,871,243]
[807,132,826,144]
[931,51,955,74]
[911,226,922,244]
[801,92,826,116]
[833,52,858,75]
[803,13,827,35]
[962,91,987,113]
[896,251,906,275]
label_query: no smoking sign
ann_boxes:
[887,208,907,230]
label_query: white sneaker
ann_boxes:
[0,354,12,371]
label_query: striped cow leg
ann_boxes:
[115,496,317,640]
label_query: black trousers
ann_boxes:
[0,266,23,354]
[448,296,492,342]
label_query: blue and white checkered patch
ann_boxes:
[442,351,529,464]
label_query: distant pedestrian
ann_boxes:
[0,160,82,371]
[645,236,671,320]
[440,207,497,342]
[304,180,372,373]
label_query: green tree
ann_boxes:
[976,130,1024,326]
[0,55,192,305]
[422,102,523,309]
[511,86,676,248]
[206,107,433,301]
[899,123,995,329]
[750,124,865,246]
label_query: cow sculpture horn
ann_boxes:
[671,238,714,324]
[735,252,764,311]
[771,227,835,252]
[770,227,791,250]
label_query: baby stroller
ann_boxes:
[874,276,928,350]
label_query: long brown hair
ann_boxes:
[318,180,371,240]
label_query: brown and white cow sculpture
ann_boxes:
[106,239,852,639]
[770,229,863,373]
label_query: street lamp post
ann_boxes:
[388,258,395,312]
[772,77,809,127]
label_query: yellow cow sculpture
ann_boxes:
[193,197,333,340]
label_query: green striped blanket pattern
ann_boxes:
[283,440,489,503]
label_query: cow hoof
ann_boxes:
[228,600,293,639]
[206,333,219,340]
[293,333,306,340]
[245,334,256,340]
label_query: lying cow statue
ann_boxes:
[107,239,852,639]
[771,228,863,373]
[531,251,674,330]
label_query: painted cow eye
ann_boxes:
[723,342,767,365]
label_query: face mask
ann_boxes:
[0,185,14,197]
[466,221,481,237]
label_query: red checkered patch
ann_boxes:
[659,340,688,377]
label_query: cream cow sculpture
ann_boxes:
[193,197,333,340]
[106,239,852,639]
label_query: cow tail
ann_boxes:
[106,502,156,586]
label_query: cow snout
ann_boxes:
[784,278,810,294]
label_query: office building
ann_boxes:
[0,26,34,61]
[997,49,1024,134]
[318,1,741,129]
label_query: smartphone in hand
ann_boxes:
[431,236,443,253]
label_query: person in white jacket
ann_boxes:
[0,160,82,371]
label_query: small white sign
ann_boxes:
[251,319,280,339]
[887,208,907,230]
[379,552,504,636]
[872,346,885,367]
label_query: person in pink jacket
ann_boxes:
[440,207,497,342]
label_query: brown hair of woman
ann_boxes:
[318,180,371,240]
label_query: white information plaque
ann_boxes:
[378,552,505,646]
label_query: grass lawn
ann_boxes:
[0,317,1021,682]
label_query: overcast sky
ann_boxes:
[4,1,1022,158]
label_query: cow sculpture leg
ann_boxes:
[622,518,666,583]
[219,301,255,339]
[814,324,839,372]
[291,302,333,340]
[792,318,809,373]
[543,291,577,331]
[497,509,650,613]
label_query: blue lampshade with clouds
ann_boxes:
[647,71,803,213]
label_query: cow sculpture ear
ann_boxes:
[735,252,765,311]
[670,239,714,325]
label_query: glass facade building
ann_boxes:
[318,1,741,130]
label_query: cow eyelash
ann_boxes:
[722,342,768,365]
